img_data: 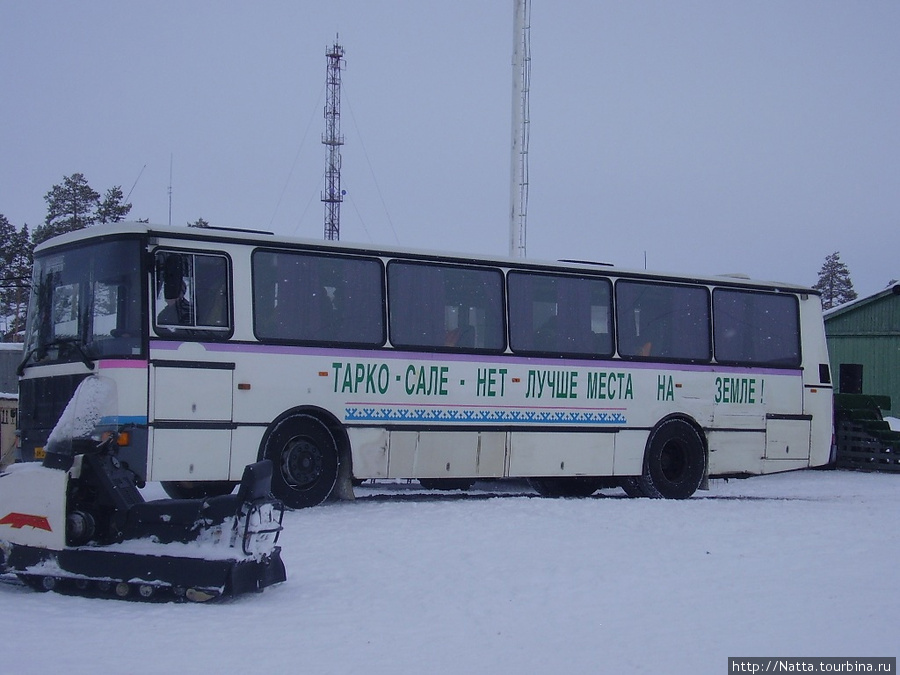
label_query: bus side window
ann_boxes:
[615,280,710,361]
[194,254,230,328]
[713,289,799,366]
[509,271,613,358]
[388,261,503,352]
[252,249,384,346]
[154,250,231,336]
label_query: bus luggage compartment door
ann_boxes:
[149,361,235,481]
[386,430,506,479]
[764,414,811,461]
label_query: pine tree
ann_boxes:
[34,173,100,245]
[96,185,132,224]
[0,215,32,341]
[0,213,16,336]
[0,214,13,260]
[187,217,210,228]
[6,224,32,341]
[813,251,857,310]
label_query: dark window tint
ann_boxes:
[387,261,505,351]
[154,250,231,336]
[253,250,384,346]
[713,289,800,367]
[508,271,613,357]
[616,281,710,361]
[24,239,144,363]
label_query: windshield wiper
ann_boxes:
[17,337,96,375]
[16,346,38,377]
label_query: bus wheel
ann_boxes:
[529,477,603,498]
[619,477,647,498]
[264,414,339,509]
[161,481,237,499]
[637,419,706,499]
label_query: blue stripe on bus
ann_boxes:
[99,415,149,427]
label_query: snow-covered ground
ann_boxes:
[2,469,898,674]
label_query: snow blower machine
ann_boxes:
[0,376,286,602]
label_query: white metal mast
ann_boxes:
[167,154,173,228]
[509,0,531,258]
[322,37,345,241]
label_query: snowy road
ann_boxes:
[3,469,898,674]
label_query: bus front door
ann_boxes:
[148,361,235,482]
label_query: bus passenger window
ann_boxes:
[195,254,230,327]
[615,280,710,362]
[388,261,504,352]
[713,289,799,366]
[251,249,384,347]
[508,271,612,358]
[154,250,231,336]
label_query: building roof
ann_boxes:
[824,283,900,321]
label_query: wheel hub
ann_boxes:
[281,437,322,489]
[660,440,687,482]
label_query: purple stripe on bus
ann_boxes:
[148,340,800,377]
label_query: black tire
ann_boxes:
[528,477,603,498]
[636,418,706,499]
[418,478,476,491]
[263,414,339,509]
[619,477,647,498]
[161,481,237,499]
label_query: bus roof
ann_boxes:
[35,221,818,295]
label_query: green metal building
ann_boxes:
[824,283,900,414]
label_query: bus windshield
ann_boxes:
[22,238,144,369]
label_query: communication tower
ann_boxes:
[322,38,345,241]
[509,0,531,258]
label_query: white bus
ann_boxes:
[17,222,833,507]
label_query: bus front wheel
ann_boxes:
[635,418,706,499]
[263,414,340,509]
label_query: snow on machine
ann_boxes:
[0,376,286,601]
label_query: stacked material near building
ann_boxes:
[833,393,899,472]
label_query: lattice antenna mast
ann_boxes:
[509,0,531,258]
[322,38,346,241]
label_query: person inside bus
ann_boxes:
[443,305,475,348]
[157,279,192,326]
[157,255,192,327]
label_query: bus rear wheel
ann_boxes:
[263,414,339,509]
[636,418,706,499]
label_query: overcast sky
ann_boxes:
[2,1,897,296]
